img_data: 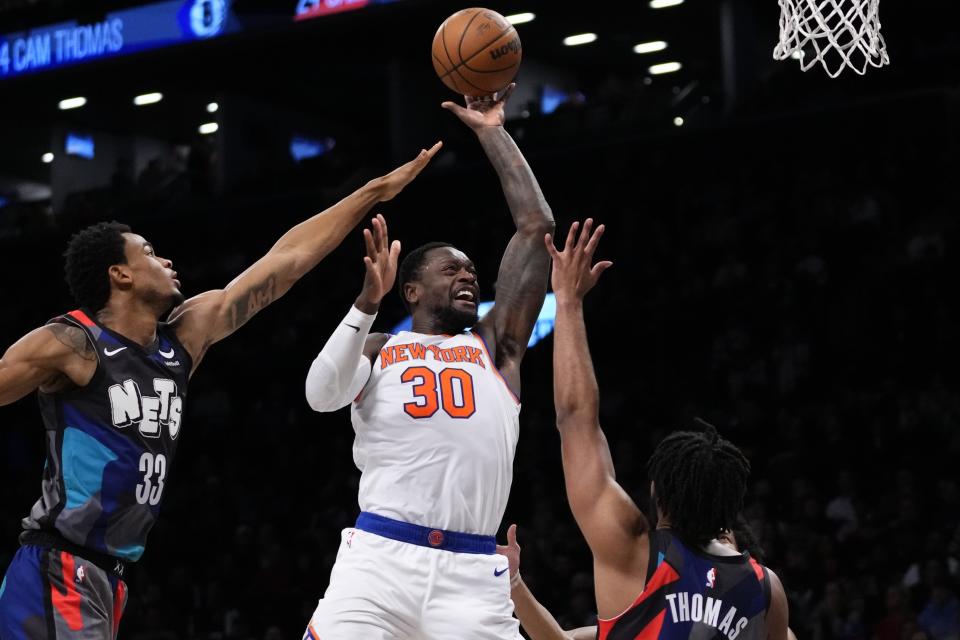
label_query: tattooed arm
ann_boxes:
[0,324,98,405]
[168,143,442,373]
[442,85,554,396]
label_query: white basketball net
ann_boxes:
[773,0,889,78]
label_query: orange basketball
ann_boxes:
[431,8,522,97]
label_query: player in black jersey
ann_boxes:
[495,520,797,640]
[0,143,440,640]
[543,220,790,640]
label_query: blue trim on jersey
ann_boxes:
[658,551,665,568]
[0,574,6,598]
[355,512,496,554]
[112,543,145,560]
[62,427,119,509]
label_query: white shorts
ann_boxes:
[304,527,522,640]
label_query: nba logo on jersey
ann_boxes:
[76,563,85,584]
[706,567,717,588]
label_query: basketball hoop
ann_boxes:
[773,0,889,78]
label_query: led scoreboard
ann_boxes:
[0,0,239,79]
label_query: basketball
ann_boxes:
[431,8,522,97]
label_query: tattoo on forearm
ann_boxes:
[478,127,553,227]
[47,324,96,361]
[229,276,277,330]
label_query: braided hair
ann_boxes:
[646,420,751,547]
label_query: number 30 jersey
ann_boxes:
[21,309,192,562]
[351,331,520,536]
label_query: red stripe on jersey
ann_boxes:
[598,561,681,638]
[636,609,667,640]
[51,551,84,631]
[749,558,765,582]
[113,580,127,635]
[68,309,96,327]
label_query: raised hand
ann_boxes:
[441,83,516,130]
[373,141,443,202]
[356,214,400,313]
[495,523,521,579]
[544,219,612,303]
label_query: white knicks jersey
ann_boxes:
[351,330,521,536]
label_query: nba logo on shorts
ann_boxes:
[705,567,716,588]
[76,564,85,584]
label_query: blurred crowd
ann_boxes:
[1,92,958,640]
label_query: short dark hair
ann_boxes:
[64,221,131,312]
[396,242,454,311]
[647,421,751,547]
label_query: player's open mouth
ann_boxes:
[453,288,478,306]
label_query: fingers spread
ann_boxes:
[544,233,559,257]
[584,223,605,258]
[564,221,580,251]
[577,219,594,252]
[363,228,377,258]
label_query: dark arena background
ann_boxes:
[1,0,959,638]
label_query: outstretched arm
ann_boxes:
[497,524,596,640]
[547,221,650,585]
[168,143,441,371]
[305,215,397,413]
[443,85,554,394]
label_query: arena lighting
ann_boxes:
[133,92,163,106]
[634,40,668,54]
[673,116,684,127]
[563,33,597,46]
[198,122,219,135]
[649,61,682,75]
[649,0,684,8]
[505,12,535,25]
[206,102,219,113]
[42,153,54,163]
[58,97,86,110]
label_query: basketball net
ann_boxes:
[773,0,889,78]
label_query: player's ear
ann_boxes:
[108,263,133,291]
[403,281,421,306]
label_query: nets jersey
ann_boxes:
[351,331,520,536]
[599,530,771,640]
[21,309,191,562]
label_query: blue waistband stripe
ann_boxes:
[355,512,496,555]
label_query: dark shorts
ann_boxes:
[0,545,127,640]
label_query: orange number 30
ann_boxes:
[401,367,476,420]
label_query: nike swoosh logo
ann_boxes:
[494,567,509,577]
[103,347,126,356]
[344,324,360,333]
[159,348,175,358]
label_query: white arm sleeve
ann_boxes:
[305,305,377,413]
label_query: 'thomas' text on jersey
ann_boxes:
[663,592,750,639]
[351,331,520,536]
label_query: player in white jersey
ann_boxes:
[302,84,554,639]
